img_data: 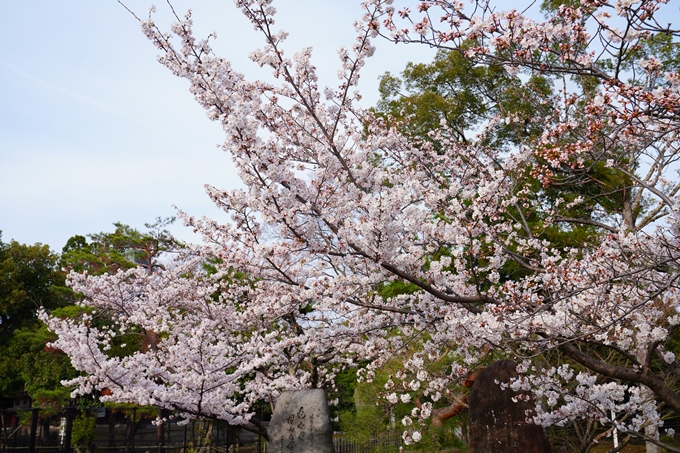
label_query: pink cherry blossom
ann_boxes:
[44,0,680,446]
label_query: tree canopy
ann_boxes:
[0,233,73,405]
[0,234,67,339]
[61,217,178,275]
[43,0,680,449]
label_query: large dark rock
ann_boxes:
[468,360,551,453]
[268,389,334,453]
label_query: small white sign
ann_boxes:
[59,417,66,441]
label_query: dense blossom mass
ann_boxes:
[45,0,680,446]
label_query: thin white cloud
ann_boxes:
[0,59,149,127]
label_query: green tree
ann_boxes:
[0,232,74,405]
[0,233,68,339]
[61,217,179,276]
[376,48,553,149]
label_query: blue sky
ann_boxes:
[0,0,435,251]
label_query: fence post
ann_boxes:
[183,423,187,453]
[133,407,138,453]
[107,409,115,448]
[28,408,39,453]
[12,414,19,452]
[1,409,5,453]
[63,406,75,453]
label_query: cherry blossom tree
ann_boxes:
[44,0,680,447]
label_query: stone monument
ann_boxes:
[268,389,334,453]
[468,360,551,453]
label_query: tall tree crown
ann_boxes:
[43,0,680,446]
